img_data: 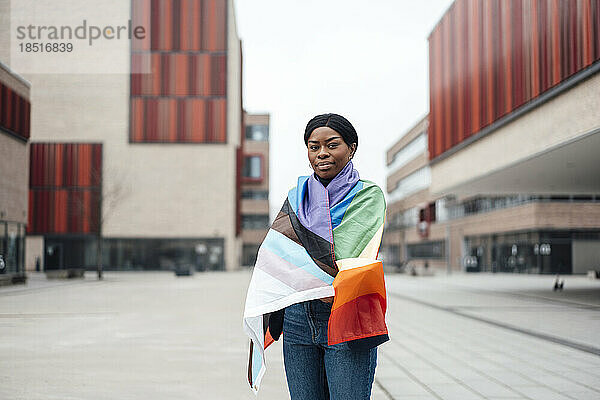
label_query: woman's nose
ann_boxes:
[317,147,330,158]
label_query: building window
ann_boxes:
[242,244,260,266]
[407,241,445,259]
[104,238,225,271]
[242,215,269,230]
[243,156,262,179]
[388,166,431,202]
[241,190,269,200]
[381,245,400,265]
[245,124,269,141]
[0,221,25,274]
[387,132,427,172]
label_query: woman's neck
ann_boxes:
[317,175,332,187]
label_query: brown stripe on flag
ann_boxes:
[247,340,253,386]
[270,210,302,247]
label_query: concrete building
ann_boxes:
[240,113,270,266]
[0,62,30,283]
[1,0,245,271]
[382,0,600,275]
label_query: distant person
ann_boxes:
[553,274,564,291]
[244,114,388,399]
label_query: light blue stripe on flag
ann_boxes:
[251,347,263,384]
[262,229,334,285]
[287,175,309,213]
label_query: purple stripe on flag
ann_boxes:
[296,161,360,242]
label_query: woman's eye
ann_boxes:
[328,143,338,148]
[310,146,319,151]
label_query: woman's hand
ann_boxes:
[319,296,334,303]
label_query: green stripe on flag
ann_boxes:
[333,180,386,259]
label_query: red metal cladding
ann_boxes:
[0,82,31,140]
[130,97,227,143]
[428,0,600,160]
[28,143,102,235]
[130,0,227,143]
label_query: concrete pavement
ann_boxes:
[378,273,600,400]
[1,271,599,399]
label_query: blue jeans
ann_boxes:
[283,300,377,400]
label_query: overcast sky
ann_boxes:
[234,0,454,216]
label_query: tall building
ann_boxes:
[0,62,30,283]
[1,0,245,271]
[240,113,270,266]
[383,0,600,274]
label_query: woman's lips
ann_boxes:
[316,162,333,170]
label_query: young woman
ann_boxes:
[244,113,388,400]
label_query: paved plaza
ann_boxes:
[1,271,599,399]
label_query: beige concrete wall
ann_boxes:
[431,72,600,195]
[572,240,600,274]
[245,113,270,126]
[387,152,429,192]
[0,133,28,224]
[227,0,241,149]
[241,199,269,215]
[386,115,428,165]
[25,236,43,271]
[241,229,267,245]
[400,189,432,210]
[0,0,9,64]
[532,202,600,229]
[244,140,269,155]
[0,64,30,99]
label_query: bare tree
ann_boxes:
[75,166,130,280]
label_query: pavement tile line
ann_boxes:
[373,377,395,400]
[400,316,600,396]
[379,352,446,400]
[384,296,600,399]
[389,299,600,380]
[0,279,105,297]
[383,321,531,400]
[388,291,600,357]
[444,284,600,311]
[0,312,117,318]
[385,319,566,400]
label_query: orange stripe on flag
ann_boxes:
[327,260,388,345]
[331,261,386,312]
[264,328,274,350]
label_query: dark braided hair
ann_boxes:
[303,113,358,151]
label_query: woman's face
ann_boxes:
[307,127,356,180]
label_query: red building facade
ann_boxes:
[428,0,600,160]
[0,81,30,141]
[130,0,228,143]
[28,143,102,235]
